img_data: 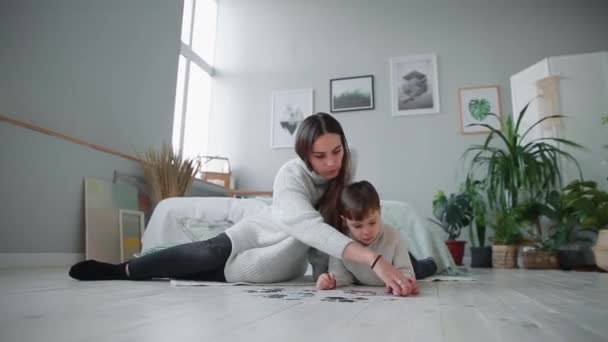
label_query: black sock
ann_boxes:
[69,260,129,281]
[413,257,437,280]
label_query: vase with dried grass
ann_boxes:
[137,144,200,206]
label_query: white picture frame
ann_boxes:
[118,209,145,262]
[459,85,503,134]
[390,53,440,116]
[271,89,314,149]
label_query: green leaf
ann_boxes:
[468,98,491,121]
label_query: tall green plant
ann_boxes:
[463,101,583,211]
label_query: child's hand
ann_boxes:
[316,272,337,290]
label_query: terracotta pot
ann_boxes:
[445,240,466,266]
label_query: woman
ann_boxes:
[70,113,435,296]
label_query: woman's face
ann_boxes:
[309,133,344,179]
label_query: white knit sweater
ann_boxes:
[223,158,353,283]
[329,224,415,287]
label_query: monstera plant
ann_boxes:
[429,190,474,265]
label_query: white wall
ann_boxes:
[210,0,608,228]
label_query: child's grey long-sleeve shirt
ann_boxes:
[329,224,415,287]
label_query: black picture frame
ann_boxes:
[330,75,375,113]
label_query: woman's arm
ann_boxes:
[271,165,352,258]
[393,236,416,279]
[342,242,414,296]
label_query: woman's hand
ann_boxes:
[316,272,337,290]
[342,243,417,296]
[385,275,418,296]
[373,257,417,296]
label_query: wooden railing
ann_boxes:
[1,114,272,197]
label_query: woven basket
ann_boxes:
[492,245,519,269]
[522,250,559,269]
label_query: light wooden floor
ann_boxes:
[1,268,607,342]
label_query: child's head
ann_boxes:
[339,181,382,245]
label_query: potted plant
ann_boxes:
[518,181,608,270]
[138,143,201,206]
[516,197,562,269]
[462,101,583,212]
[461,101,583,268]
[560,180,608,270]
[429,190,474,265]
[461,178,491,267]
[491,209,524,268]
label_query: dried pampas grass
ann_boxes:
[138,144,200,205]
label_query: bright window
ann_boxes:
[172,0,218,159]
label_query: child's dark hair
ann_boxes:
[339,180,380,221]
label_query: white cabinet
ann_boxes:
[510,51,608,188]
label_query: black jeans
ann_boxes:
[128,233,232,281]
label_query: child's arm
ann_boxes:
[327,256,355,288]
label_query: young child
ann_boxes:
[316,181,419,295]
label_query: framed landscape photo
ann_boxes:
[390,53,440,116]
[459,85,503,134]
[271,89,313,149]
[330,75,374,113]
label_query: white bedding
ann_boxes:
[141,197,271,250]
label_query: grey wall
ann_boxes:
[0,0,183,253]
[210,0,608,234]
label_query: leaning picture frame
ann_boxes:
[390,53,440,116]
[459,85,503,134]
[270,89,314,149]
[118,209,145,262]
[330,75,375,113]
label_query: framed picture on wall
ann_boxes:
[390,53,440,116]
[459,85,503,134]
[330,75,375,112]
[118,209,145,262]
[271,89,313,149]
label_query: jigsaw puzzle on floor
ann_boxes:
[243,287,401,303]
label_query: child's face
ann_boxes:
[342,209,382,246]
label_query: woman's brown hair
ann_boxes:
[295,113,351,230]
